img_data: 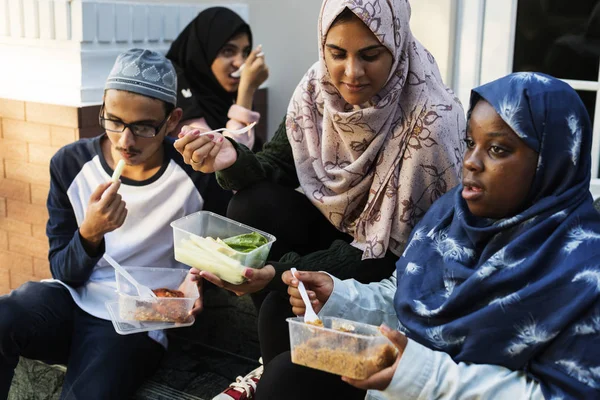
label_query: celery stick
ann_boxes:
[175,245,245,284]
[111,159,126,183]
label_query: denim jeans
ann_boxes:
[0,281,164,400]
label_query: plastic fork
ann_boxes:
[103,254,157,299]
[290,268,321,325]
[197,121,257,137]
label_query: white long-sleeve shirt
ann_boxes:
[319,272,545,400]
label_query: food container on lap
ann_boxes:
[287,317,398,380]
[115,266,198,323]
[105,302,195,335]
[170,211,276,285]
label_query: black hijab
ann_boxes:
[166,7,252,129]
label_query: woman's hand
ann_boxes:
[174,126,238,172]
[283,270,334,316]
[237,45,269,109]
[190,265,276,297]
[188,269,203,317]
[240,45,269,92]
[342,325,408,391]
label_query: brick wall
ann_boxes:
[0,98,101,294]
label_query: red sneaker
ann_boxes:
[212,359,263,400]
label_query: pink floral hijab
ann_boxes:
[286,0,465,259]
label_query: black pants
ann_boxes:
[227,182,396,400]
[0,282,164,400]
[255,351,367,400]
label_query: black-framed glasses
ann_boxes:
[98,103,171,138]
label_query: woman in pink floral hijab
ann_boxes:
[176,2,464,398]
[286,0,465,260]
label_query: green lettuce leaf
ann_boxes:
[222,232,268,253]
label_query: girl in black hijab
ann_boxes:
[166,7,268,149]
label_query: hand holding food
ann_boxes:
[79,181,127,248]
[289,318,399,381]
[188,269,204,317]
[284,270,334,316]
[197,264,275,297]
[176,236,246,284]
[341,325,408,391]
[239,45,269,92]
[173,127,238,173]
[173,212,275,296]
[115,267,199,328]
[177,230,273,295]
[175,231,270,284]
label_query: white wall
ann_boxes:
[409,0,456,86]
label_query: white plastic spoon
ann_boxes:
[290,267,321,325]
[197,121,256,137]
[103,254,157,299]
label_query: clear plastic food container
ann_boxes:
[171,211,276,285]
[113,266,198,325]
[287,317,398,380]
[105,302,195,335]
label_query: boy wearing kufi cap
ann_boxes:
[0,49,231,399]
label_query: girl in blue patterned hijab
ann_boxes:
[280,72,599,399]
[394,72,600,398]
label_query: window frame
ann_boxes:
[452,0,600,197]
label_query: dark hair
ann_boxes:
[331,7,358,27]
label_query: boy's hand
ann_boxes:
[80,181,127,249]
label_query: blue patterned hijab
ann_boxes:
[394,72,600,398]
